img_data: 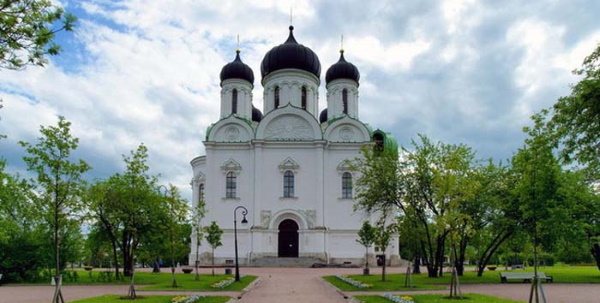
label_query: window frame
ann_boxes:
[225,171,237,199]
[301,86,307,109]
[341,172,353,199]
[342,88,348,115]
[283,170,295,198]
[274,86,280,108]
[232,89,238,114]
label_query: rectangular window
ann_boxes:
[342,172,353,199]
[283,171,294,198]
[226,172,236,198]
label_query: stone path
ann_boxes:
[238,268,347,303]
[2,267,600,302]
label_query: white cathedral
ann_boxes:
[190,26,400,266]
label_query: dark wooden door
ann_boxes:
[278,219,299,257]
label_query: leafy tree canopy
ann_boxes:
[0,0,76,69]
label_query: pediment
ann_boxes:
[337,159,354,172]
[279,157,300,172]
[220,159,242,173]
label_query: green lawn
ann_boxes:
[325,265,599,291]
[355,294,524,303]
[323,275,444,291]
[71,295,230,303]
[24,270,256,291]
[140,275,255,291]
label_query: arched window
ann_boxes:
[342,172,352,199]
[283,170,294,198]
[199,183,205,202]
[301,86,307,109]
[226,172,236,198]
[274,86,280,108]
[342,88,348,114]
[232,89,238,114]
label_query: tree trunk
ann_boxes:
[476,231,512,276]
[455,236,468,276]
[111,240,120,279]
[195,244,200,280]
[211,248,215,276]
[412,255,421,274]
[122,233,134,277]
[591,243,600,271]
[381,255,387,281]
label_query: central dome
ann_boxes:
[260,26,321,80]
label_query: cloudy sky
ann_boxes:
[1,0,599,201]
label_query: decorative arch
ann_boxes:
[207,116,255,142]
[255,105,322,140]
[269,209,309,230]
[323,117,371,143]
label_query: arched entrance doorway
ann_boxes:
[278,219,299,257]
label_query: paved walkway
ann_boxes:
[2,267,600,302]
[238,268,346,303]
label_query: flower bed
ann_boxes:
[171,295,203,303]
[211,277,235,289]
[335,275,372,289]
[382,293,415,303]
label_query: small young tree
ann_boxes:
[192,198,206,280]
[205,221,223,276]
[356,221,376,275]
[374,223,394,282]
[19,116,90,303]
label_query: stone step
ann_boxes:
[251,257,324,267]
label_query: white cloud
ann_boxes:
[1,0,599,202]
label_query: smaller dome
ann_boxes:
[319,108,328,123]
[325,50,360,85]
[220,50,254,86]
[252,106,263,122]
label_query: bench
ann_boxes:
[500,272,553,283]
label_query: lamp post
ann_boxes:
[233,206,248,282]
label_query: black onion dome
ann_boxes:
[261,26,321,79]
[319,108,328,123]
[252,106,263,122]
[326,50,360,84]
[220,50,254,86]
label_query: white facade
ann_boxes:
[190,30,400,266]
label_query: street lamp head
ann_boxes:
[241,215,248,224]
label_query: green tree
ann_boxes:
[0,0,76,69]
[354,145,401,220]
[472,162,521,276]
[191,194,207,280]
[19,116,90,302]
[399,135,477,278]
[205,221,223,276]
[356,221,376,275]
[0,160,45,282]
[85,179,123,279]
[161,184,188,288]
[544,44,600,178]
